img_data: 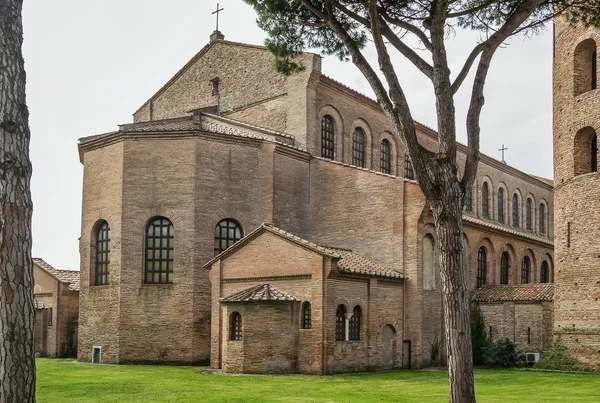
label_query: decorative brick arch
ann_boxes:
[541,253,554,283]
[510,188,523,229]
[317,105,344,161]
[496,182,508,224]
[572,34,598,96]
[479,176,494,219]
[538,198,549,235]
[474,238,494,288]
[378,131,399,176]
[500,243,517,285]
[524,193,536,232]
[349,118,373,168]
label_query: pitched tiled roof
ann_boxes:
[332,248,403,279]
[118,117,197,132]
[34,299,48,309]
[472,284,554,303]
[220,284,297,302]
[463,215,553,246]
[33,258,80,291]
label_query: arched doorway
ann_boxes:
[382,324,397,369]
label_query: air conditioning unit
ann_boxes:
[526,353,540,364]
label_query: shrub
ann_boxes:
[482,338,518,368]
[471,306,490,365]
[534,340,590,372]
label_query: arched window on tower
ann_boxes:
[335,305,347,341]
[214,219,243,256]
[526,198,532,231]
[477,247,487,288]
[512,193,519,228]
[540,261,550,283]
[573,127,598,175]
[404,153,414,179]
[482,182,489,218]
[321,115,335,159]
[349,306,361,341]
[352,127,366,168]
[539,203,546,234]
[380,140,392,174]
[145,217,174,284]
[94,220,110,286]
[500,252,510,285]
[574,39,597,95]
[521,256,531,284]
[497,188,505,224]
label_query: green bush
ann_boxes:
[482,338,518,368]
[471,306,490,365]
[534,340,590,372]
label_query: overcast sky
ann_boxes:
[22,0,553,271]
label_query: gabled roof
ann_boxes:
[463,215,553,246]
[220,284,297,303]
[203,223,404,280]
[472,284,554,303]
[33,258,80,292]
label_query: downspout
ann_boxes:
[321,257,327,374]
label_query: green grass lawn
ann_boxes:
[36,358,600,403]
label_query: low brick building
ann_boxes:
[206,224,404,374]
[33,258,79,358]
[76,31,557,370]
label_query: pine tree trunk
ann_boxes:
[0,0,36,402]
[430,177,475,403]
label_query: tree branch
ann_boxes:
[379,9,433,50]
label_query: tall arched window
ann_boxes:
[574,39,597,95]
[214,219,243,256]
[380,140,391,174]
[404,154,414,179]
[229,312,242,341]
[352,127,366,168]
[497,188,505,224]
[500,252,510,285]
[321,115,335,159]
[477,247,487,288]
[540,261,550,283]
[512,193,519,228]
[539,203,546,234]
[526,198,532,231]
[464,188,472,212]
[335,305,346,341]
[482,182,489,218]
[95,220,110,286]
[574,127,598,175]
[521,256,530,284]
[423,235,436,290]
[145,217,174,284]
[349,306,361,341]
[301,302,312,329]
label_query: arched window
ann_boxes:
[352,127,366,168]
[349,306,361,341]
[214,219,243,256]
[464,188,472,212]
[94,220,110,286]
[521,256,530,284]
[482,182,489,218]
[512,193,519,228]
[321,115,335,159]
[539,203,546,234]
[404,153,414,179]
[540,261,550,283]
[335,305,346,341]
[574,127,598,175]
[144,217,174,284]
[477,247,487,288]
[380,140,391,174]
[229,312,242,341]
[574,39,597,95]
[497,188,504,224]
[301,302,311,329]
[423,235,435,290]
[526,198,532,231]
[500,252,510,285]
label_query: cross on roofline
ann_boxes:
[498,144,508,163]
[212,3,224,32]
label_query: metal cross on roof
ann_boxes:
[212,3,224,32]
[498,144,508,163]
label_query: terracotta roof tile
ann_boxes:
[463,215,553,246]
[119,117,197,132]
[472,284,554,303]
[33,258,80,291]
[34,299,48,309]
[220,284,297,302]
[331,248,403,279]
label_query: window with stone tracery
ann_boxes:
[94,220,110,286]
[144,217,174,284]
[352,127,366,168]
[380,140,391,174]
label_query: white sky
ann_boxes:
[22,0,553,270]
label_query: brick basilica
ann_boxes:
[75,27,573,373]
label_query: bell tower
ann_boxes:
[553,16,600,368]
